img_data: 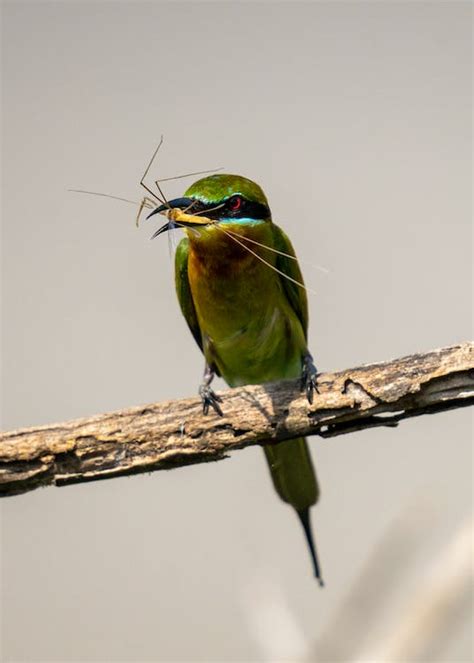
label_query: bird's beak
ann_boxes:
[147,197,211,239]
[147,198,194,219]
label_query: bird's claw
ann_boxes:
[199,384,223,417]
[301,355,319,405]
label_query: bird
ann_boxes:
[147,174,324,585]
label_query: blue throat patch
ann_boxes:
[219,217,265,225]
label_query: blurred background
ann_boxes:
[1,2,472,661]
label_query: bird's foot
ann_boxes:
[199,384,223,417]
[301,353,319,404]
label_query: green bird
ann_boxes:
[148,174,323,584]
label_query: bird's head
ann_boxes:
[147,174,271,238]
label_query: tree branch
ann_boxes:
[1,342,472,497]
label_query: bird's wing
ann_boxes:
[272,223,309,340]
[174,237,204,352]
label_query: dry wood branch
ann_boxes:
[1,342,472,497]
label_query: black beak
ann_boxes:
[147,197,196,239]
[146,197,195,221]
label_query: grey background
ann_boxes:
[1,1,472,661]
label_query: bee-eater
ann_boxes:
[148,174,323,584]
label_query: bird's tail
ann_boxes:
[263,437,324,585]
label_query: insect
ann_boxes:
[70,137,328,283]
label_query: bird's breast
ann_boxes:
[185,224,306,385]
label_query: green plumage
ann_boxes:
[185,173,270,206]
[170,174,322,580]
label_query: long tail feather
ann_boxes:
[298,508,324,586]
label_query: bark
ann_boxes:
[1,342,472,497]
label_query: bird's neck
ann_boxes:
[186,220,275,280]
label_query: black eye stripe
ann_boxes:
[191,197,270,220]
[187,200,206,213]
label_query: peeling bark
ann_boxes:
[1,342,472,497]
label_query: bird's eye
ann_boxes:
[227,196,242,211]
